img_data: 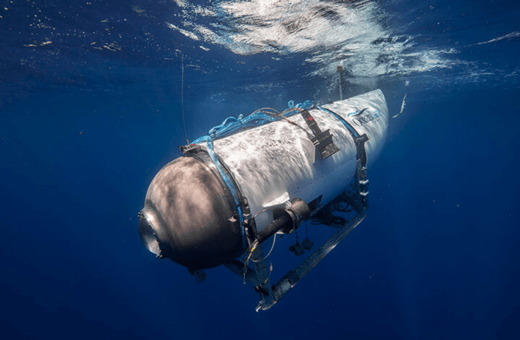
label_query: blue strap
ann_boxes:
[195,136,244,232]
[189,100,311,249]
[288,100,313,110]
[317,106,360,139]
[199,136,242,215]
[193,100,312,144]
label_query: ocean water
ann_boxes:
[1,0,519,339]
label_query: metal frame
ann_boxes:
[224,154,369,311]
[223,114,371,311]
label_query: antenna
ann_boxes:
[181,53,189,145]
[337,62,343,100]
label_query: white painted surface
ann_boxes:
[208,90,389,231]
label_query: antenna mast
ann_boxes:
[181,53,189,145]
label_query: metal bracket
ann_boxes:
[301,109,340,159]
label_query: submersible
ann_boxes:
[138,89,389,310]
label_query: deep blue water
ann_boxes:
[1,0,519,339]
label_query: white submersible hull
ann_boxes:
[138,89,388,309]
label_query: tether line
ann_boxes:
[181,53,189,145]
